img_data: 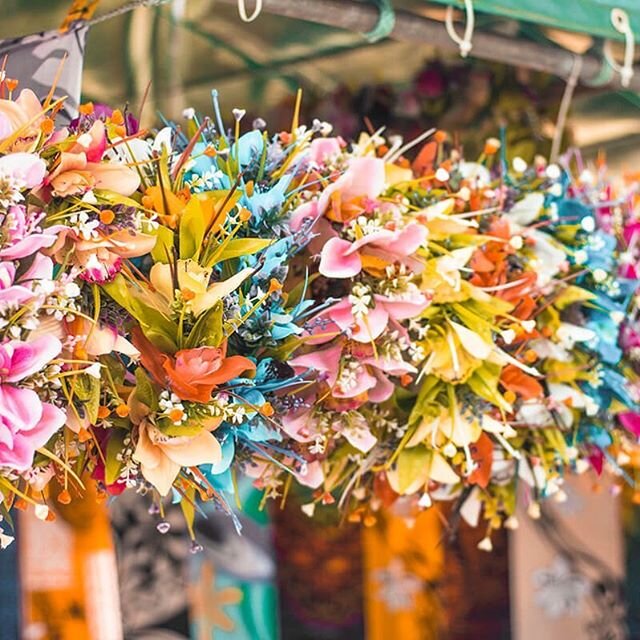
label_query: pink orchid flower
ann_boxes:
[0,385,65,469]
[0,254,55,312]
[0,335,62,383]
[0,335,65,469]
[0,153,46,188]
[290,340,415,403]
[307,291,430,345]
[0,205,60,260]
[281,389,378,454]
[319,222,427,279]
[308,137,344,166]
[290,157,386,231]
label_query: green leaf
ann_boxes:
[157,419,205,437]
[180,486,197,539]
[101,354,127,386]
[105,429,127,485]
[186,301,223,348]
[151,225,175,263]
[554,285,597,310]
[396,446,430,494]
[209,238,273,266]
[71,374,100,424]
[408,375,442,425]
[286,272,319,309]
[179,197,206,260]
[102,275,178,352]
[135,368,159,411]
[466,362,512,413]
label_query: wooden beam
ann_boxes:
[215,0,640,92]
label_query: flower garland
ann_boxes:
[280,131,640,546]
[0,79,638,550]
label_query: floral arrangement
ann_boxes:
[0,84,325,545]
[279,131,640,546]
[0,76,638,550]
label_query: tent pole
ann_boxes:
[215,0,640,92]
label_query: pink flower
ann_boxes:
[0,153,46,188]
[290,340,415,403]
[290,157,386,229]
[0,205,60,260]
[319,222,427,279]
[618,412,640,438]
[308,291,430,344]
[0,335,62,383]
[0,385,65,469]
[0,89,44,152]
[308,137,343,166]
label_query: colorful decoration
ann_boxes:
[0,77,639,555]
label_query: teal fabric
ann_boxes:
[363,0,396,42]
[428,0,640,41]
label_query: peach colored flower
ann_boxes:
[48,150,140,197]
[162,346,255,403]
[134,419,222,495]
[0,89,43,152]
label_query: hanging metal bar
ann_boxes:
[215,0,640,92]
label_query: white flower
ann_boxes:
[512,156,528,173]
[545,164,561,180]
[84,363,102,379]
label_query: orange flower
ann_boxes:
[500,364,544,400]
[162,346,255,403]
[142,185,188,229]
[468,433,494,488]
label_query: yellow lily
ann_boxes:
[150,260,253,316]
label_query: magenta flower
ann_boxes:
[0,335,62,383]
[618,412,640,438]
[0,206,60,260]
[0,335,64,469]
[0,385,65,469]
[319,222,427,279]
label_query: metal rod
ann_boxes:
[215,0,640,92]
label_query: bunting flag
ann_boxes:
[0,520,19,639]
[59,0,101,32]
[362,508,444,640]
[0,26,87,122]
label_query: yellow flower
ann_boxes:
[421,247,475,303]
[408,405,481,449]
[150,260,253,316]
